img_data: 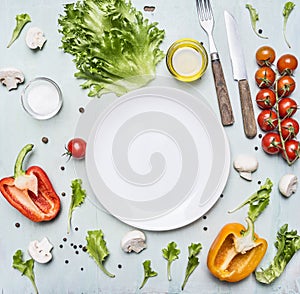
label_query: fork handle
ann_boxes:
[211,54,234,126]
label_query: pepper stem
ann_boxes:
[235,217,257,254]
[14,144,34,178]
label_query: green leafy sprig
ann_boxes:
[245,4,268,39]
[139,260,158,289]
[228,178,273,222]
[282,2,295,48]
[162,241,180,281]
[7,14,31,48]
[255,224,300,284]
[12,250,38,294]
[86,230,115,278]
[181,243,202,290]
[67,179,86,234]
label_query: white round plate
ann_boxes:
[84,85,230,231]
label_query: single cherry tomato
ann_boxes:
[282,139,300,162]
[261,132,282,154]
[255,66,276,88]
[277,54,298,75]
[281,118,299,140]
[278,97,298,118]
[257,110,278,131]
[277,76,296,97]
[63,138,87,160]
[255,88,276,109]
[255,46,276,67]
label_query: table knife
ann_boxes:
[224,10,257,139]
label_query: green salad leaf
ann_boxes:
[255,224,300,284]
[228,178,273,222]
[139,260,158,289]
[162,241,181,281]
[12,250,38,294]
[7,13,31,48]
[58,0,165,97]
[181,243,202,290]
[67,179,86,234]
[245,4,268,39]
[86,230,115,278]
[283,2,295,48]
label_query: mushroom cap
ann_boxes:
[233,154,258,181]
[0,67,24,90]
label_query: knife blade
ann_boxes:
[224,10,257,139]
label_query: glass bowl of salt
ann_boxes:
[21,77,63,120]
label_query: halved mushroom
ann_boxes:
[28,237,53,263]
[120,230,146,253]
[0,68,24,90]
[26,27,46,49]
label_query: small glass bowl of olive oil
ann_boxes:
[166,38,208,82]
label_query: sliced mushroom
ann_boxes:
[28,237,53,263]
[120,230,146,253]
[233,154,258,181]
[26,27,46,49]
[279,174,298,197]
[0,68,24,90]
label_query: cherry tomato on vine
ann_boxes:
[257,110,278,131]
[278,97,298,118]
[281,118,299,140]
[255,88,276,109]
[63,138,87,160]
[277,54,298,75]
[282,139,300,162]
[255,66,276,88]
[261,132,282,154]
[277,76,296,97]
[255,46,276,67]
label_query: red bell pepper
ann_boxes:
[0,144,60,222]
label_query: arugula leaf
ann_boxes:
[283,2,295,48]
[181,243,202,290]
[245,4,268,39]
[162,241,180,281]
[139,260,158,289]
[7,13,31,48]
[86,230,115,278]
[67,179,86,234]
[58,0,165,97]
[255,224,300,284]
[228,178,273,222]
[12,250,39,294]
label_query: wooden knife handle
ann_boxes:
[211,58,234,126]
[238,79,257,139]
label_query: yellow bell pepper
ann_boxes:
[207,217,267,282]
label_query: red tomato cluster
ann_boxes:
[255,46,300,165]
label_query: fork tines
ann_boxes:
[196,0,213,21]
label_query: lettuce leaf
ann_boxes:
[58,0,165,97]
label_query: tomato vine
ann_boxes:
[255,46,299,165]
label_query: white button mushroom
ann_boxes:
[279,174,298,197]
[28,237,53,263]
[26,27,46,49]
[233,154,258,181]
[0,68,24,90]
[120,230,146,253]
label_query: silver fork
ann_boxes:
[196,0,234,126]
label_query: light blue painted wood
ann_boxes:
[0,0,299,293]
